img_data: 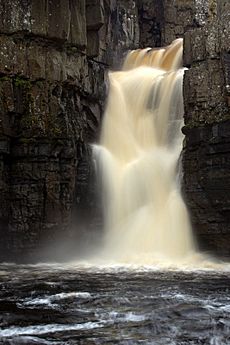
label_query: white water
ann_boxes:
[93,38,198,266]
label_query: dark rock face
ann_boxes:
[0,0,140,262]
[183,0,230,257]
[0,0,229,261]
[183,122,230,257]
[138,0,198,47]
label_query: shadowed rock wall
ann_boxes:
[1,0,229,261]
[138,0,230,258]
[0,0,140,261]
[183,0,230,257]
[138,0,204,47]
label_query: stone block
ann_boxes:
[46,49,66,81]
[194,0,209,26]
[0,36,17,73]
[183,28,206,65]
[0,0,31,33]
[69,0,87,47]
[222,52,230,97]
[86,0,104,30]
[0,0,87,48]
[164,26,177,45]
[207,59,223,107]
[65,55,86,81]
[191,28,206,62]
[192,64,209,104]
[176,9,192,26]
[31,0,48,36]
[27,44,46,80]
[47,0,71,40]
[0,79,14,113]
[183,120,230,257]
[87,30,100,57]
[205,21,220,58]
[0,36,28,76]
[183,31,192,66]
[164,4,177,24]
[220,3,230,52]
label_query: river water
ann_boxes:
[1,263,230,345]
[1,39,229,345]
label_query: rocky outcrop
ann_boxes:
[183,0,230,257]
[138,0,206,47]
[1,0,229,261]
[137,0,230,259]
[0,0,140,262]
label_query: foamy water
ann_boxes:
[1,38,230,345]
[1,263,230,344]
[91,38,221,269]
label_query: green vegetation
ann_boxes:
[0,76,10,82]
[14,76,31,88]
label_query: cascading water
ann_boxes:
[94,38,196,265]
[1,45,229,345]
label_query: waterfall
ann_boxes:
[93,39,196,265]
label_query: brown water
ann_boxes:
[1,40,229,345]
[93,38,195,265]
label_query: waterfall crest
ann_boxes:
[94,39,196,264]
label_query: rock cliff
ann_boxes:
[0,0,140,261]
[138,0,230,259]
[183,0,230,258]
[0,0,229,261]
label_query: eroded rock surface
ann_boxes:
[183,0,230,257]
[0,0,229,261]
[0,0,140,261]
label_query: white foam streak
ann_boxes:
[22,292,92,308]
[0,322,104,338]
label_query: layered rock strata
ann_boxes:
[138,0,208,47]
[183,0,230,257]
[0,0,140,261]
[0,0,229,261]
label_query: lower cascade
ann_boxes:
[94,39,196,264]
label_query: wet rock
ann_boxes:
[47,0,71,41]
[183,122,230,257]
[0,0,140,262]
[87,31,100,58]
[69,0,87,47]
[86,0,105,30]
[0,0,229,260]
[0,0,87,48]
[30,0,48,36]
[183,0,230,257]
